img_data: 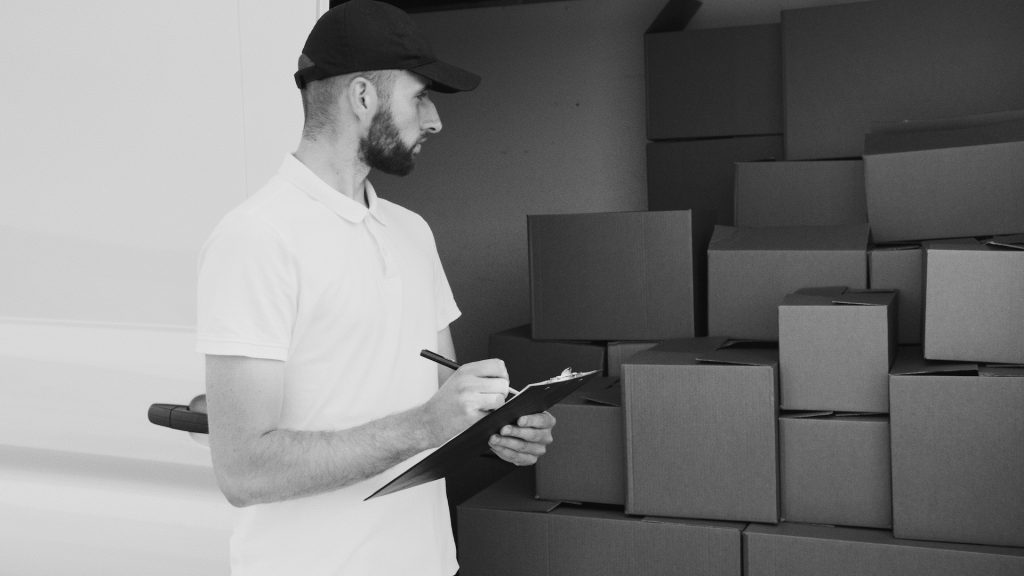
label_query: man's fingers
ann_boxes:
[516,412,555,429]
[489,444,539,466]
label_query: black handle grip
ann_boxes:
[148,403,209,434]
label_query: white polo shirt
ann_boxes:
[197,155,461,576]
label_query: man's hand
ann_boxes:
[422,359,510,444]
[488,411,556,466]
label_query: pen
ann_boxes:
[419,349,520,396]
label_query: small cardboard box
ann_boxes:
[488,324,606,389]
[924,238,1024,364]
[744,522,1024,576]
[645,22,781,140]
[647,137,784,227]
[528,210,703,341]
[778,287,896,412]
[869,245,923,345]
[779,414,891,529]
[458,469,745,576]
[535,377,625,506]
[623,338,779,523]
[707,224,869,341]
[606,340,659,380]
[781,0,1024,160]
[733,160,866,228]
[889,347,1024,548]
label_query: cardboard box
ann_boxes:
[924,238,1024,364]
[782,0,1024,160]
[779,414,891,529]
[488,324,606,389]
[647,137,784,227]
[865,140,1024,243]
[778,287,896,412]
[869,245,923,345]
[458,469,745,576]
[535,377,625,506]
[866,109,1024,154]
[744,522,1024,576]
[623,338,779,523]
[889,347,1024,547]
[606,341,658,380]
[733,160,866,228]
[528,210,704,341]
[645,23,781,140]
[707,224,869,341]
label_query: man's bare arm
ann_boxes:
[206,342,508,507]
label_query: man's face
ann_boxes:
[359,71,442,176]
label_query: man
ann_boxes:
[195,1,556,574]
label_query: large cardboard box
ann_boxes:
[889,347,1024,548]
[645,23,781,140]
[778,287,896,412]
[733,160,866,228]
[528,210,703,341]
[707,224,869,341]
[924,238,1024,364]
[647,137,784,227]
[535,377,624,506]
[488,324,606,389]
[623,338,779,523]
[869,245,922,345]
[782,0,1024,160]
[779,414,891,529]
[744,522,1024,576]
[865,140,1024,243]
[458,470,745,576]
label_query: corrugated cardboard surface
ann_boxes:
[869,245,923,345]
[890,347,1024,547]
[782,0,1024,160]
[606,341,659,380]
[865,140,1024,243]
[535,378,625,505]
[924,243,1024,364]
[488,324,606,389]
[528,210,698,341]
[623,339,779,522]
[744,522,1024,576]
[645,24,781,140]
[733,160,866,228]
[707,224,869,341]
[459,469,745,576]
[865,109,1024,154]
[779,415,891,528]
[647,137,784,228]
[778,288,896,412]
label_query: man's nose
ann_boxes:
[422,100,442,134]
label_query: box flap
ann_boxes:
[646,0,702,34]
[697,346,779,367]
[583,379,623,407]
[891,346,977,376]
[780,411,835,419]
[980,365,1024,377]
[988,234,1024,251]
[832,289,897,307]
[625,336,728,367]
[866,109,1024,155]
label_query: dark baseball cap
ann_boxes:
[294,0,481,93]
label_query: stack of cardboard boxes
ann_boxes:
[456,0,1024,573]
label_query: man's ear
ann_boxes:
[348,76,378,124]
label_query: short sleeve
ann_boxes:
[196,213,297,361]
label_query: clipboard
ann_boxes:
[366,368,600,500]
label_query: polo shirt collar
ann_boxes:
[280,154,387,226]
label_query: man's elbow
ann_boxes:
[215,471,265,508]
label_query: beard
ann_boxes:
[359,108,418,176]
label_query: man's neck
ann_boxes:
[293,138,372,207]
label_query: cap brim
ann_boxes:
[412,60,481,93]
